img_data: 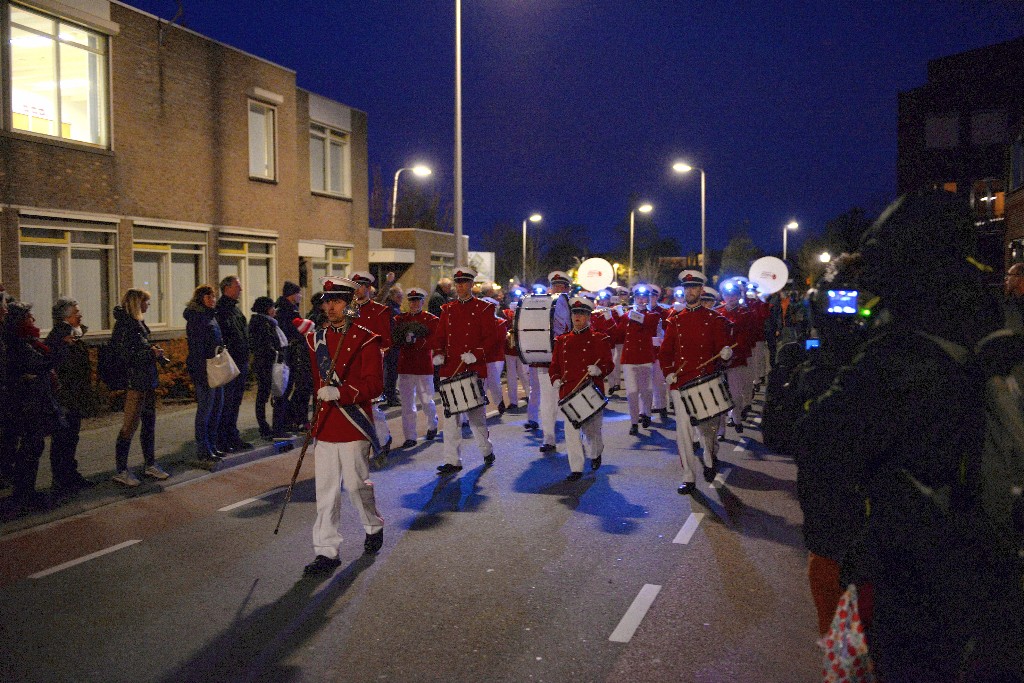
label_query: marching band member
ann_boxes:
[302,276,385,576]
[432,266,499,474]
[605,285,630,394]
[503,288,531,412]
[530,272,572,453]
[700,286,719,309]
[523,283,548,431]
[715,279,756,436]
[648,284,669,421]
[393,287,439,448]
[481,297,508,415]
[616,283,662,435]
[659,271,732,495]
[350,271,394,458]
[745,282,771,389]
[549,297,614,481]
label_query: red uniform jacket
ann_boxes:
[433,297,500,379]
[306,323,383,443]
[394,310,438,376]
[616,308,662,364]
[746,297,769,343]
[715,304,754,366]
[485,316,508,363]
[355,299,393,352]
[590,308,617,337]
[549,327,615,401]
[658,306,732,388]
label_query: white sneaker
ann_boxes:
[113,470,141,487]
[143,464,170,481]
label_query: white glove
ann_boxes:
[587,364,602,377]
[666,373,677,385]
[317,386,340,402]
[552,378,563,389]
[433,354,445,366]
[628,310,644,323]
[672,302,685,311]
[615,305,625,316]
[652,336,662,348]
[720,346,733,361]
[603,309,613,321]
[406,332,415,343]
[460,352,477,365]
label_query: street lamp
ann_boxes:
[454,0,463,264]
[819,251,831,263]
[783,220,799,261]
[522,213,542,284]
[390,165,432,228]
[628,203,653,284]
[672,162,706,271]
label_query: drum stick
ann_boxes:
[694,343,738,372]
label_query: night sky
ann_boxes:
[126,0,1024,257]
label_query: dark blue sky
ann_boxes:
[129,0,1024,256]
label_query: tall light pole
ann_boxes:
[672,162,706,271]
[454,0,463,265]
[783,220,799,261]
[522,213,542,284]
[390,165,432,228]
[628,203,653,284]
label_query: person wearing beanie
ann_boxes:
[249,296,289,439]
[276,281,311,432]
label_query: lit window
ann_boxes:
[218,238,276,313]
[8,4,109,146]
[133,229,207,328]
[248,101,276,180]
[310,124,350,196]
[310,245,353,284]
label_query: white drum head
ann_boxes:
[748,257,789,295]
[576,258,615,292]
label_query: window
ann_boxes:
[431,252,454,284]
[248,101,276,180]
[971,178,1005,223]
[310,246,353,285]
[218,237,275,313]
[925,115,959,149]
[970,110,1006,147]
[133,229,207,328]
[19,222,117,332]
[309,124,351,197]
[8,4,109,146]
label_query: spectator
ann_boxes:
[307,292,327,328]
[0,286,11,489]
[45,297,98,494]
[215,275,252,452]
[428,277,453,317]
[3,302,58,507]
[276,281,311,431]
[249,296,288,439]
[381,285,403,406]
[110,289,168,486]
[184,284,224,464]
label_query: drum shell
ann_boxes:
[677,371,734,425]
[438,371,489,418]
[557,380,608,429]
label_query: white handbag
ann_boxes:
[207,346,240,388]
[271,356,290,397]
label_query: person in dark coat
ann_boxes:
[185,285,224,465]
[110,289,168,487]
[45,297,98,493]
[215,276,251,452]
[276,280,311,430]
[248,296,288,439]
[427,277,453,318]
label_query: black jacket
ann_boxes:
[110,306,158,391]
[184,306,223,381]
[215,295,250,366]
[275,296,303,344]
[45,322,98,415]
[248,313,286,371]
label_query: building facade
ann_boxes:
[1006,124,1024,266]
[0,0,369,336]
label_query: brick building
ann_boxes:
[0,0,375,336]
[1006,124,1024,266]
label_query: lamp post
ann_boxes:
[783,220,799,261]
[819,251,831,263]
[390,165,432,228]
[454,0,463,264]
[628,203,653,284]
[522,213,542,284]
[672,162,706,271]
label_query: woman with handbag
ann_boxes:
[111,289,168,487]
[248,296,289,440]
[185,285,226,465]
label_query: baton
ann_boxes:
[694,343,738,372]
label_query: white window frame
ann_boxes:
[218,237,277,314]
[309,123,351,198]
[132,238,207,329]
[248,100,277,181]
[431,251,455,284]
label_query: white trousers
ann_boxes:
[373,404,391,445]
[527,366,541,423]
[651,359,668,411]
[671,390,718,484]
[442,404,492,466]
[312,439,383,559]
[608,344,624,388]
[505,354,531,406]
[754,341,769,381]
[398,373,438,441]
[485,360,504,408]
[565,412,604,473]
[536,366,560,446]
[726,364,751,421]
[623,363,653,424]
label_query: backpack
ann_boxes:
[97,341,126,390]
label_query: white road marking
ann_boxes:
[711,467,733,489]
[733,439,746,452]
[673,513,704,544]
[29,539,142,579]
[609,584,662,643]
[218,486,288,512]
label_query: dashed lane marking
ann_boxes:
[711,467,733,489]
[218,486,288,512]
[673,513,704,544]
[609,584,662,643]
[29,539,142,579]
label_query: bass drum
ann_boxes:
[514,294,570,365]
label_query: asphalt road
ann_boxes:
[0,392,820,683]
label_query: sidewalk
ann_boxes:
[0,391,404,536]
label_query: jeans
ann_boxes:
[192,373,224,455]
[253,364,286,435]
[50,409,83,485]
[218,362,248,447]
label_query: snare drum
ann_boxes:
[438,371,488,418]
[558,380,608,429]
[514,294,570,365]
[677,372,733,425]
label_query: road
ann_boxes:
[0,392,820,682]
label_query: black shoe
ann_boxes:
[640,414,651,429]
[497,401,506,416]
[523,420,539,431]
[259,428,273,440]
[657,408,668,420]
[565,471,583,482]
[483,452,495,466]
[678,482,696,495]
[590,456,602,471]
[629,424,639,436]
[233,441,255,451]
[68,474,96,490]
[692,441,701,452]
[381,436,393,456]
[540,443,556,453]
[13,490,48,510]
[716,433,725,442]
[364,529,384,555]
[703,464,717,483]
[400,439,417,449]
[727,418,736,429]
[437,463,463,475]
[425,428,438,441]
[508,403,520,412]
[735,424,744,434]
[303,554,341,576]
[609,385,620,395]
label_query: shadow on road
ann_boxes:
[233,479,316,521]
[399,463,492,531]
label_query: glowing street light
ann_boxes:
[819,251,831,263]
[628,203,653,283]
[522,213,542,284]
[672,161,706,269]
[390,165,433,228]
[783,220,799,261]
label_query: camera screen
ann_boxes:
[826,290,858,315]
[805,338,821,350]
